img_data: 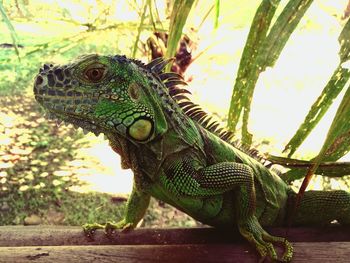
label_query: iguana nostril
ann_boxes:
[35,75,43,86]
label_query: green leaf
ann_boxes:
[227,0,281,138]
[339,18,350,64]
[283,65,350,156]
[295,83,350,211]
[284,20,350,156]
[0,2,20,60]
[214,0,220,29]
[165,0,196,70]
[228,0,314,146]
[282,164,350,182]
[266,154,350,182]
[258,0,314,70]
[319,84,350,161]
[131,1,148,58]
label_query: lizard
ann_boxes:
[33,54,350,262]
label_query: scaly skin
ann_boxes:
[34,54,350,262]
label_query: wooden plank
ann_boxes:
[0,226,350,247]
[0,243,349,263]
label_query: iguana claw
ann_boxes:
[239,216,293,262]
[82,220,135,238]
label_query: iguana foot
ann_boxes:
[104,220,134,235]
[83,220,135,238]
[238,216,293,262]
[82,223,105,238]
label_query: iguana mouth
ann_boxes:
[43,107,104,136]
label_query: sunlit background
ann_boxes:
[1,0,349,196]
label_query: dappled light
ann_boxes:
[68,134,133,194]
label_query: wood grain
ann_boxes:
[0,225,350,246]
[0,243,349,263]
[0,226,349,262]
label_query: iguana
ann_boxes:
[33,54,350,262]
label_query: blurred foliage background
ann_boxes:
[0,0,350,226]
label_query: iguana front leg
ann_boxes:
[163,159,292,262]
[83,184,151,236]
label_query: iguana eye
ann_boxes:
[84,65,106,82]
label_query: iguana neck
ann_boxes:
[106,113,206,182]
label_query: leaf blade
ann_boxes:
[165,0,196,71]
[283,65,350,156]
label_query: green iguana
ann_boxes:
[33,54,350,262]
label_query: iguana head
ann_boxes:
[33,54,170,142]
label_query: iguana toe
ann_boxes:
[82,220,135,238]
[104,220,135,235]
[82,223,105,238]
[239,216,293,262]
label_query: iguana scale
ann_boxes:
[33,54,350,262]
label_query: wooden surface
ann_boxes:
[0,226,349,262]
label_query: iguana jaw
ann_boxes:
[44,108,105,136]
